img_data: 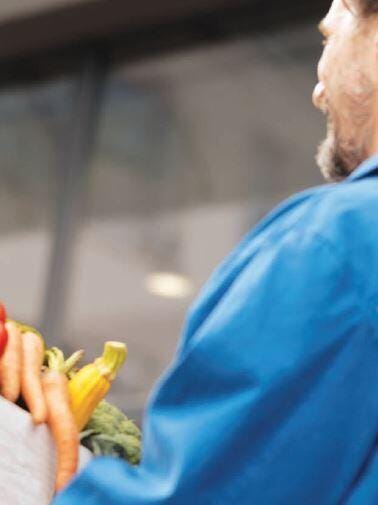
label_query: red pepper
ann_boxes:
[0,302,6,324]
[0,303,8,357]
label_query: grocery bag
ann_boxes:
[0,396,91,505]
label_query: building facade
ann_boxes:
[0,0,328,420]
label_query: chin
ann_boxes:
[316,123,364,182]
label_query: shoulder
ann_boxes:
[313,177,378,229]
[290,178,378,324]
[249,177,378,334]
[308,178,378,253]
[261,177,378,256]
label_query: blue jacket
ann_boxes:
[54,156,378,505]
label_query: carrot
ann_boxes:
[42,370,79,492]
[21,331,47,424]
[0,321,22,402]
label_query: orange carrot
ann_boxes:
[21,331,47,424]
[42,370,79,492]
[0,321,22,402]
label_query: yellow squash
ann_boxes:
[69,341,127,431]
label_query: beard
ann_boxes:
[316,118,365,182]
[316,79,374,183]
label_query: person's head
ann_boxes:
[313,0,378,181]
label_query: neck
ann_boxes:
[371,125,378,156]
[370,91,378,154]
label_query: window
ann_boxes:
[61,26,324,419]
[0,78,75,325]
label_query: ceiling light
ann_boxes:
[145,272,193,299]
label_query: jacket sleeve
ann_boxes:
[53,232,378,505]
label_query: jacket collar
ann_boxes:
[347,154,378,182]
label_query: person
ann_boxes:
[54,0,378,503]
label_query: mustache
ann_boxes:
[318,98,329,115]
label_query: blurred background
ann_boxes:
[0,0,329,422]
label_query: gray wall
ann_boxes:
[0,24,325,420]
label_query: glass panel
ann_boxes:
[66,25,324,419]
[0,78,75,325]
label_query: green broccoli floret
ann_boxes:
[87,400,141,439]
[81,400,142,465]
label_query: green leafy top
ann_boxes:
[81,400,142,465]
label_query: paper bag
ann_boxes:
[0,397,91,505]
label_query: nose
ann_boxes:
[312,81,326,110]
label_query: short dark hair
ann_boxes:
[360,0,378,13]
[349,0,378,15]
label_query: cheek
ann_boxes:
[319,43,348,106]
